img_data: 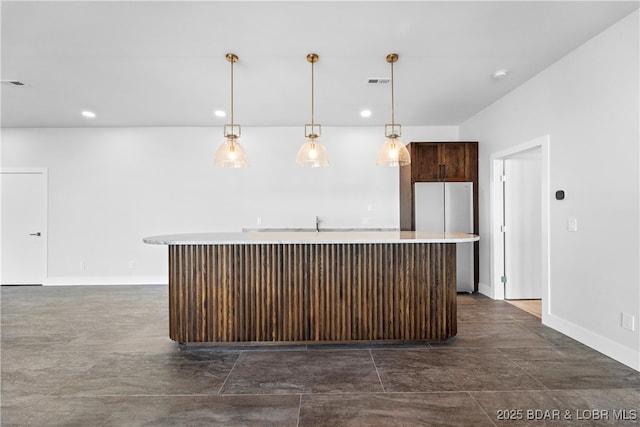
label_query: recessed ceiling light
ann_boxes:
[492,70,509,80]
[360,109,372,118]
[214,110,226,118]
[81,111,96,118]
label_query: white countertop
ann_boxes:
[143,231,479,245]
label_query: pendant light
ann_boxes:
[296,53,329,167]
[376,53,410,166]
[214,53,249,168]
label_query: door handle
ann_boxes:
[29,232,41,236]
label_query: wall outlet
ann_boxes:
[80,261,86,272]
[128,260,136,271]
[622,313,635,331]
[362,217,372,225]
[256,217,262,226]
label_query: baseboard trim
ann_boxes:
[43,276,167,286]
[477,281,492,298]
[544,313,639,371]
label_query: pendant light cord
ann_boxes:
[390,59,395,127]
[230,57,234,127]
[311,59,315,126]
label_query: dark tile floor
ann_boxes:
[1,285,638,426]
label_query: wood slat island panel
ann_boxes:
[167,242,457,344]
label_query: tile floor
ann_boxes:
[1,285,638,426]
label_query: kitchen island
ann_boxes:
[143,231,479,345]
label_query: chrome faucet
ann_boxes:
[315,216,320,233]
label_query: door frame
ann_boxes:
[489,136,550,320]
[1,168,49,284]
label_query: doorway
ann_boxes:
[1,170,48,285]
[504,149,542,300]
[490,136,550,321]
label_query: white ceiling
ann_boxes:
[2,1,638,128]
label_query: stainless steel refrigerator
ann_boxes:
[414,182,474,293]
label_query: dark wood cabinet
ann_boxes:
[410,142,475,182]
[411,143,440,181]
[440,143,470,181]
[400,141,479,291]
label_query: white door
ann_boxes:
[1,172,47,285]
[504,149,542,299]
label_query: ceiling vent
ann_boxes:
[1,80,26,86]
[367,78,391,84]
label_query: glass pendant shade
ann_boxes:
[214,138,249,168]
[296,137,330,167]
[376,137,411,167]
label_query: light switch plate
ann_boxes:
[567,218,578,232]
[622,313,635,331]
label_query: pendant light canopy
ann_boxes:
[214,53,249,168]
[376,53,410,167]
[296,53,329,167]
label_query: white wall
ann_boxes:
[1,125,458,285]
[460,11,639,369]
